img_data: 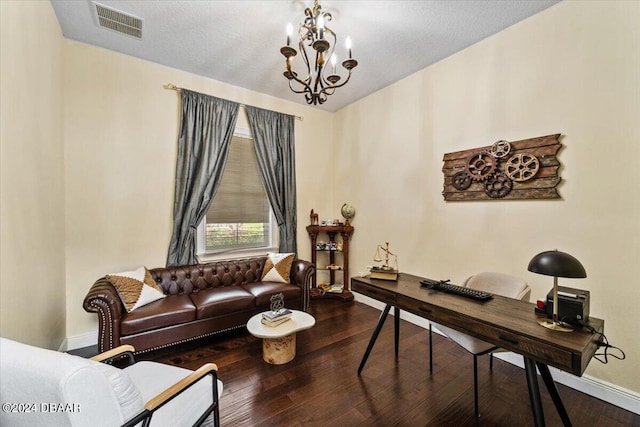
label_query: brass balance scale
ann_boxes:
[370,242,398,281]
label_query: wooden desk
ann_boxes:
[352,273,604,427]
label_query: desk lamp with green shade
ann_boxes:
[528,250,587,332]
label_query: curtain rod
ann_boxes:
[164,83,303,121]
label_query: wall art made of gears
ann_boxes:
[442,133,562,201]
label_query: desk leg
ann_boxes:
[394,306,400,358]
[429,323,433,373]
[357,304,392,375]
[536,362,572,427]
[524,357,546,427]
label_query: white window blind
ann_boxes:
[203,134,272,253]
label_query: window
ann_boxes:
[196,129,278,260]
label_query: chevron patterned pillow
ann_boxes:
[261,252,295,284]
[107,267,166,313]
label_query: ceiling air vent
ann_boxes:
[93,2,143,38]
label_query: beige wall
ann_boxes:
[62,42,335,341]
[0,1,66,348]
[334,1,640,393]
[1,0,637,399]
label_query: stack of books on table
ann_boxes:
[370,266,398,281]
[261,309,293,327]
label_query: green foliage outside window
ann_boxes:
[205,223,269,251]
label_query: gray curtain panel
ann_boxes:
[245,106,297,254]
[166,90,239,266]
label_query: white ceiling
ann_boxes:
[50,0,559,112]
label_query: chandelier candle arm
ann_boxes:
[280,0,357,105]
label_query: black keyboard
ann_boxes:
[420,279,493,301]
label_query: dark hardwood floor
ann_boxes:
[137,300,639,426]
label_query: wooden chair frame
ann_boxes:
[91,345,220,427]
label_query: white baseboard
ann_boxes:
[353,292,640,415]
[495,352,640,415]
[60,330,98,352]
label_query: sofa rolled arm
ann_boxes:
[83,278,125,353]
[290,259,315,312]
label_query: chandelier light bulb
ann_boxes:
[331,53,337,73]
[286,23,293,46]
[346,37,352,58]
[317,15,325,39]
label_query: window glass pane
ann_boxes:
[205,223,270,250]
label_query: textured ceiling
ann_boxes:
[50,0,559,112]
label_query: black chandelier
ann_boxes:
[280,0,358,105]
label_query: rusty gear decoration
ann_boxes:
[484,172,513,198]
[490,140,511,159]
[466,151,496,181]
[452,171,472,190]
[505,153,540,182]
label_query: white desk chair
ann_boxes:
[429,272,531,417]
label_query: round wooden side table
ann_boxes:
[246,310,315,365]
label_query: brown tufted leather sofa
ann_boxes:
[83,256,315,354]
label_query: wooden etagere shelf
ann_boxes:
[306,225,354,302]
